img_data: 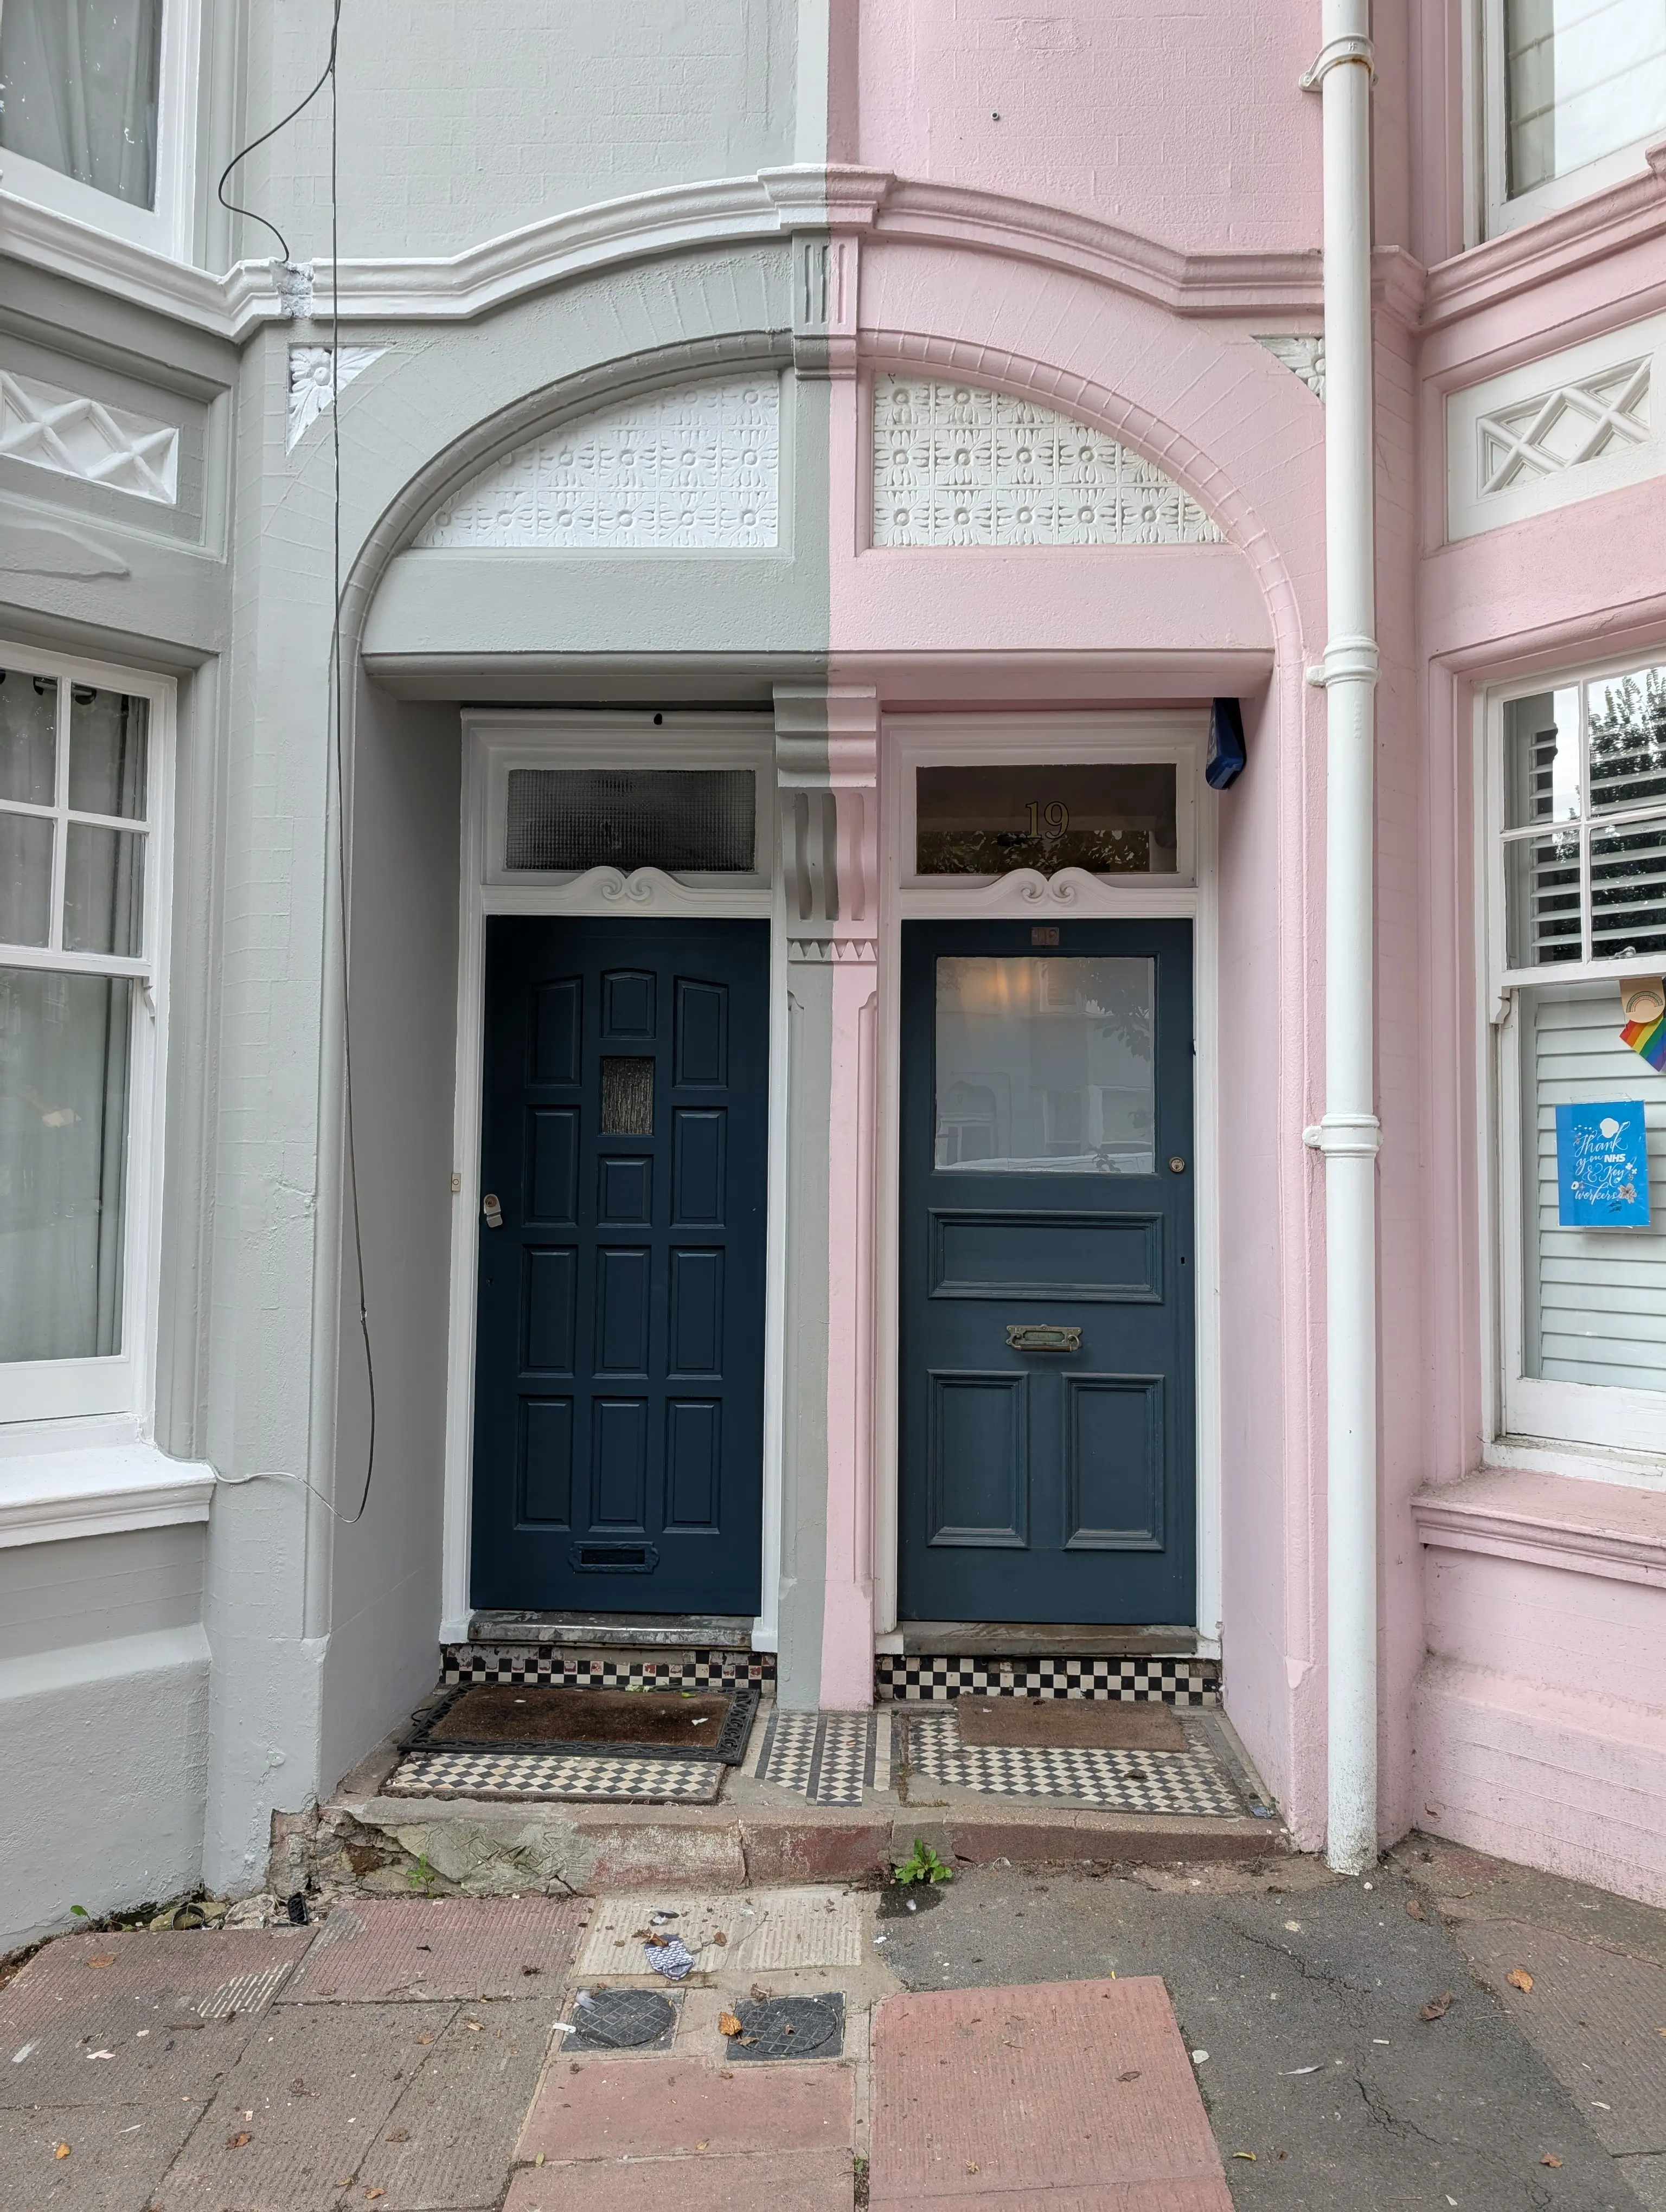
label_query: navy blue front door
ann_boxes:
[899,919,1196,1625]
[471,917,768,1616]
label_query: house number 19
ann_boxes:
[1026,801,1069,838]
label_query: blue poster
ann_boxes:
[1555,1100,1652,1227]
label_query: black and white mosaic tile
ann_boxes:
[902,1709,1243,1816]
[752,1710,881,1808]
[382,1747,723,1804]
[875,1655,1219,1705]
[441,1644,774,1690]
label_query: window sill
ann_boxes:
[0,1437,214,1549]
[1413,1463,1666,1591]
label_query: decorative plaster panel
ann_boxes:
[288,345,386,451]
[1447,313,1666,541]
[871,375,1221,549]
[0,368,178,503]
[416,376,780,550]
[1255,336,1327,400]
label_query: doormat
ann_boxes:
[401,1680,758,1764]
[955,1697,1186,1751]
[902,1709,1243,1816]
[381,1747,724,1803]
[752,1709,881,1806]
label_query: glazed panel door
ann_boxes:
[899,918,1196,1625]
[471,917,769,1616]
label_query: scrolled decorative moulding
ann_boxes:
[872,375,1221,549]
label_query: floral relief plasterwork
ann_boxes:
[287,346,387,452]
[871,375,1221,548]
[416,376,780,549]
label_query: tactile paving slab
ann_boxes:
[869,1976,1231,2210]
[0,2102,202,2212]
[350,1998,558,2212]
[279,1895,585,2003]
[573,1889,863,1977]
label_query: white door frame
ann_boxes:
[872,711,1223,1655]
[439,710,781,1643]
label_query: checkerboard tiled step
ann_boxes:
[442,1644,774,1689]
[382,1747,723,1803]
[875,1655,1219,1704]
[752,1709,884,1807]
[901,1709,1243,1816]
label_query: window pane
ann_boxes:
[0,668,56,806]
[0,0,163,209]
[1591,818,1666,961]
[1505,828,1583,966]
[1505,0,1666,197]
[917,764,1178,877]
[1587,665,1666,815]
[934,956,1155,1173]
[0,813,54,948]
[68,685,148,819]
[504,769,755,872]
[1520,982,1666,1391]
[1504,689,1581,825]
[0,967,131,1362]
[62,824,144,957]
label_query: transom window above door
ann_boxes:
[915,763,1180,879]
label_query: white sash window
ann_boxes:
[1482,0,1666,236]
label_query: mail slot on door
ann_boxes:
[1006,1323,1082,1353]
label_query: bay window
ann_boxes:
[0,648,170,1427]
[1490,658,1666,1456]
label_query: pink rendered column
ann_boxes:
[819,691,880,1708]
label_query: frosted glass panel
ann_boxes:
[0,966,131,1361]
[1521,982,1666,1391]
[934,956,1155,1174]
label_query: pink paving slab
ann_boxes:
[278,1894,585,2002]
[869,1976,1231,2210]
[515,2052,853,2165]
[504,2145,855,2212]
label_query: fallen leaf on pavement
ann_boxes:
[719,2011,742,2037]
[53,2144,70,2159]
[1233,2151,1257,2160]
[1541,2155,1562,2168]
[227,2132,252,2149]
[385,2129,409,2143]
[1507,1970,1534,1993]
[965,2162,980,2174]
[712,1931,727,1945]
[465,2020,482,2032]
[750,1983,771,2002]
[1117,2069,1142,2083]
[416,2035,434,2046]
[366,2191,385,2202]
[1420,1991,1454,2021]
[696,2140,709,2151]
[87,1956,114,1969]
[1406,1898,1426,1921]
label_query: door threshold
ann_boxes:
[891,1621,1199,1657]
[465,1609,758,1650]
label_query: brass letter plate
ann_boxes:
[1005,1323,1082,1353]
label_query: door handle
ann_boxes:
[482,1193,504,1229]
[1006,1323,1081,1353]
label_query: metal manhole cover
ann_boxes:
[569,1986,678,2050]
[725,1992,844,2061]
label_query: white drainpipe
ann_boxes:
[1302,0,1381,1876]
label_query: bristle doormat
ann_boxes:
[382,1747,725,1803]
[954,1697,1186,1751]
[401,1680,758,1764]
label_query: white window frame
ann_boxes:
[1482,654,1666,1465]
[0,0,203,259]
[0,641,174,1431]
[1476,0,1666,240]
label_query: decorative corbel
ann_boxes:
[759,166,891,380]
[774,684,880,958]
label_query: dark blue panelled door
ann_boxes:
[471,918,768,1616]
[899,918,1195,1625]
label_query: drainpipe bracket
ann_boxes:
[1299,34,1375,92]
[1303,1113,1382,1158]
[1308,635,1381,689]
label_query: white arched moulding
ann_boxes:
[872,375,1222,549]
[415,374,780,549]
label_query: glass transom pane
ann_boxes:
[934,956,1155,1174]
[0,668,56,806]
[1505,0,1666,197]
[0,966,132,1361]
[505,768,755,873]
[917,764,1178,877]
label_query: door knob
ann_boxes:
[1168,1156,1187,1173]
[482,1193,504,1229]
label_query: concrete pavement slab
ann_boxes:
[352,1998,559,2210]
[0,2100,200,2212]
[155,1999,452,2211]
[0,1927,314,2027]
[869,1976,1230,2210]
[572,1887,863,1977]
[1453,1918,1666,2157]
[514,2051,854,2162]
[502,2145,856,2211]
[1,2009,256,2113]
[279,1895,585,2003]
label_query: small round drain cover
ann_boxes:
[571,1988,676,2049]
[729,1994,844,2060]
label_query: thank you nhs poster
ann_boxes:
[1555,1101,1652,1228]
